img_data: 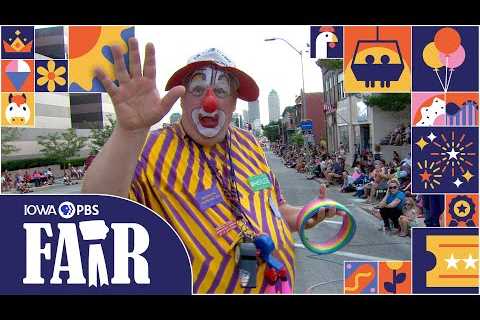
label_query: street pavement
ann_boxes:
[265,150,411,294]
[3,151,412,294]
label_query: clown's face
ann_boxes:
[180,67,238,146]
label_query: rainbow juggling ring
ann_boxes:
[296,199,356,255]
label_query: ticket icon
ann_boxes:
[412,227,479,293]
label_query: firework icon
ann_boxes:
[416,160,443,190]
[429,131,476,188]
[412,127,478,194]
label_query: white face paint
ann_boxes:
[191,107,226,138]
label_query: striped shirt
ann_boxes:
[129,123,295,293]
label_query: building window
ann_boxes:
[338,125,349,153]
[70,93,104,129]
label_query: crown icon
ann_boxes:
[3,29,33,53]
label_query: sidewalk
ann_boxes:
[2,178,82,194]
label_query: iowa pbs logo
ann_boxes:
[58,201,99,219]
[24,201,99,219]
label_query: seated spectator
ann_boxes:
[46,168,55,185]
[63,171,72,185]
[77,167,84,179]
[363,160,389,203]
[398,197,421,237]
[296,157,306,173]
[23,170,32,184]
[341,162,364,192]
[31,170,42,187]
[325,157,345,186]
[374,178,405,233]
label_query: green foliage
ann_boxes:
[262,121,281,142]
[37,128,88,167]
[364,93,410,112]
[89,115,116,155]
[316,59,343,71]
[291,132,304,146]
[1,127,23,155]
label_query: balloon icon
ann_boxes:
[434,27,461,54]
[440,45,465,69]
[422,42,444,69]
[5,60,31,91]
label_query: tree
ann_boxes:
[37,128,88,167]
[1,127,23,156]
[291,132,304,146]
[316,59,343,71]
[364,93,410,112]
[89,115,116,155]
[262,120,280,142]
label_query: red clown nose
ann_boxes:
[202,87,218,113]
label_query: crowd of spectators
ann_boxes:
[1,164,85,193]
[271,140,443,237]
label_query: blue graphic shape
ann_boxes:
[412,227,479,294]
[412,127,478,194]
[0,195,192,294]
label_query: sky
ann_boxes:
[135,25,324,127]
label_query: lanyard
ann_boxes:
[194,130,256,235]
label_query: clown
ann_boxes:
[83,38,344,293]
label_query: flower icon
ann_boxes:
[36,60,66,92]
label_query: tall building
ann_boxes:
[231,113,243,128]
[268,90,281,123]
[169,112,181,124]
[242,110,249,126]
[247,100,260,125]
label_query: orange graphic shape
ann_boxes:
[345,263,376,294]
[445,194,479,227]
[379,261,412,294]
[69,26,102,59]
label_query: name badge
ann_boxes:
[269,196,282,219]
[195,185,223,211]
[248,173,272,192]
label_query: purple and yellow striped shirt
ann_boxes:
[129,123,295,293]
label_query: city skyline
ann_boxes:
[135,26,324,128]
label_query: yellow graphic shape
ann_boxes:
[345,47,411,93]
[462,170,474,182]
[426,235,479,288]
[453,201,471,218]
[416,137,428,151]
[1,92,35,127]
[344,272,373,292]
[69,26,130,92]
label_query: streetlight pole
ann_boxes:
[265,37,307,120]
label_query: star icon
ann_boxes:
[445,254,459,269]
[462,254,478,270]
[462,170,474,182]
[456,203,468,214]
[453,178,463,188]
[427,132,437,142]
[416,137,428,151]
[446,148,460,160]
[419,170,432,182]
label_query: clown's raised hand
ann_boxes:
[304,184,342,229]
[95,38,185,133]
